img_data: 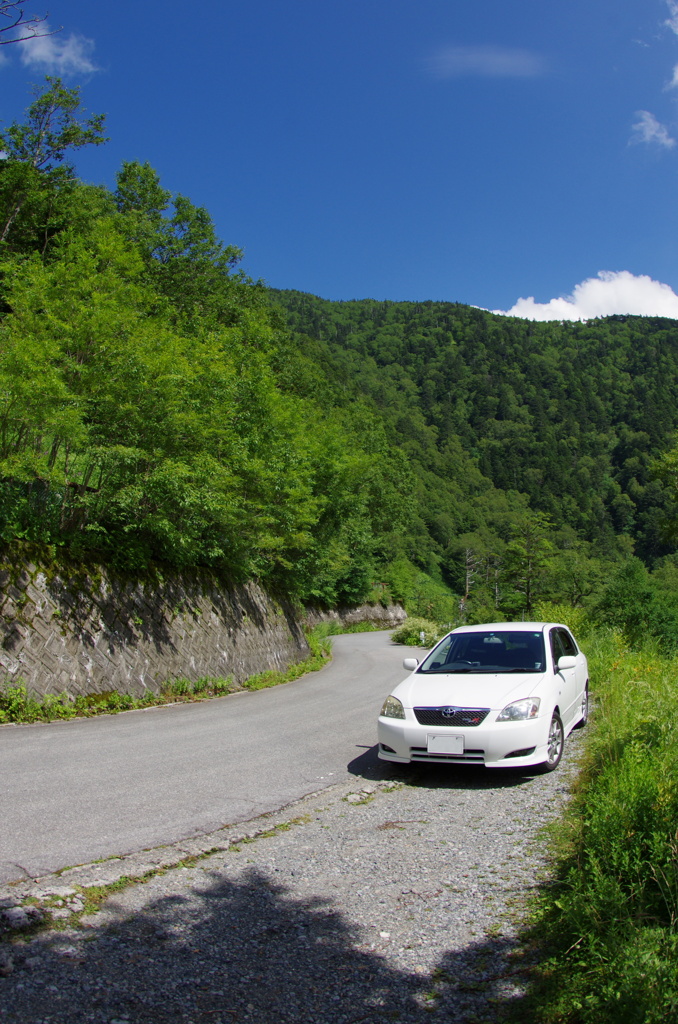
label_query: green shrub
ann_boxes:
[382,558,459,622]
[592,559,678,652]
[532,600,590,640]
[390,617,446,647]
[0,683,67,723]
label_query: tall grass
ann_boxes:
[523,623,678,1023]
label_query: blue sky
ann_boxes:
[3,0,678,319]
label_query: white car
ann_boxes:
[378,622,588,771]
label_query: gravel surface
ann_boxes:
[0,731,585,1024]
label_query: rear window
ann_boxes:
[418,630,546,674]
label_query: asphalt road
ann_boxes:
[0,631,408,884]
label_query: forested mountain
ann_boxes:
[272,290,678,615]
[3,78,678,628]
[273,291,678,557]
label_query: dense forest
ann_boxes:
[273,291,678,556]
[3,78,678,633]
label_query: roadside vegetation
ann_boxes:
[390,617,447,647]
[516,605,678,1024]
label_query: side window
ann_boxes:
[549,629,565,668]
[557,629,578,656]
[422,635,454,669]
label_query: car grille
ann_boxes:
[414,707,490,727]
[410,747,485,763]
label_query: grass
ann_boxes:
[0,675,239,724]
[518,622,678,1024]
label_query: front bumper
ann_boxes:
[377,712,550,768]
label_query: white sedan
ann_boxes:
[378,622,588,771]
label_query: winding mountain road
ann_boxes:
[0,631,407,884]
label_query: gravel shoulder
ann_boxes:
[0,731,585,1024]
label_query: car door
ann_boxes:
[549,628,578,726]
[558,627,587,717]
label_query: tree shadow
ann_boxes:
[4,865,532,1023]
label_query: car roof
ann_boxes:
[450,622,565,633]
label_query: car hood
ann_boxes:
[393,671,545,710]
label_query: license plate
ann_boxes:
[427,734,464,754]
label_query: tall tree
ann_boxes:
[114,161,253,327]
[0,77,106,249]
[502,511,555,617]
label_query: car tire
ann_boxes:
[539,712,564,772]
[573,684,589,729]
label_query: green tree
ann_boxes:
[501,511,555,617]
[593,558,678,650]
[0,78,107,252]
[114,161,247,324]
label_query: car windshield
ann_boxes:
[417,630,546,674]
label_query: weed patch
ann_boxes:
[520,623,678,1023]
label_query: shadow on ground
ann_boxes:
[348,742,542,791]
[2,743,567,1022]
[3,865,534,1024]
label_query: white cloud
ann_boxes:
[630,110,675,147]
[493,271,678,321]
[427,45,545,79]
[666,1,678,36]
[18,26,97,75]
[666,63,678,89]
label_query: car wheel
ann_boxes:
[540,712,564,772]
[573,684,589,729]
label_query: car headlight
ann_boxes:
[497,697,541,721]
[380,696,405,719]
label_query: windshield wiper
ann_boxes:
[420,666,473,673]
[420,666,541,674]
[503,667,541,672]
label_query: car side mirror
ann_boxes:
[557,655,577,672]
[403,657,419,671]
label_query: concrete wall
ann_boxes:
[0,563,405,698]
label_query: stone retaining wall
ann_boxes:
[0,563,405,698]
[305,602,407,630]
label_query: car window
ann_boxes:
[549,629,565,667]
[418,630,546,673]
[557,629,578,656]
